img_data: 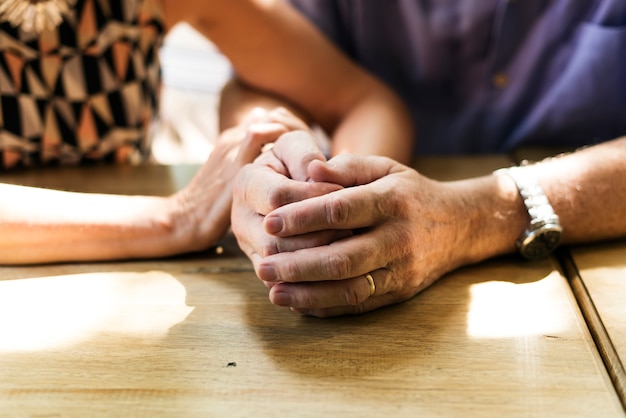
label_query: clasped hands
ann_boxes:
[232,115,474,317]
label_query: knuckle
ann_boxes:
[324,251,353,279]
[392,227,415,257]
[340,286,361,306]
[260,238,280,257]
[299,291,319,308]
[274,259,303,283]
[299,149,324,164]
[388,270,420,302]
[378,188,407,218]
[266,184,291,209]
[325,195,351,225]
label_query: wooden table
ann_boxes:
[564,241,626,406]
[512,147,626,409]
[0,160,624,417]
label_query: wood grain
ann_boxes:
[0,161,622,417]
[567,241,626,410]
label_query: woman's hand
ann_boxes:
[168,108,311,253]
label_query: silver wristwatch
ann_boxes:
[495,165,563,261]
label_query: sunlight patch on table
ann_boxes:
[467,271,570,339]
[579,265,626,281]
[0,271,194,352]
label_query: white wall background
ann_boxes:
[154,23,233,164]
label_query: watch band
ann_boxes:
[495,165,563,260]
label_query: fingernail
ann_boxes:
[258,264,278,281]
[272,291,292,307]
[265,215,283,234]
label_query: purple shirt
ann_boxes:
[289,0,626,155]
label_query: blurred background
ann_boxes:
[154,23,232,164]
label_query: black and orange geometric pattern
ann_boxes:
[0,0,164,169]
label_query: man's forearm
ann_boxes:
[455,136,626,267]
[532,136,626,244]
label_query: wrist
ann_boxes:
[447,174,530,265]
[117,196,188,259]
[160,193,206,255]
[165,190,228,255]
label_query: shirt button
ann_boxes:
[492,72,508,89]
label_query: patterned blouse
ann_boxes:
[0,0,165,169]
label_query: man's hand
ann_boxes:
[251,154,475,317]
[231,130,346,268]
[232,129,516,317]
[244,155,524,317]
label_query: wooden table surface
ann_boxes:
[512,147,626,408]
[0,160,623,417]
[566,241,626,405]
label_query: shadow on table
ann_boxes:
[228,255,561,381]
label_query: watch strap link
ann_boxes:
[495,165,563,260]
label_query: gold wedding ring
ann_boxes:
[364,273,376,297]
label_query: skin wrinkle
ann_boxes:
[377,186,397,221]
[261,232,280,257]
[268,184,293,215]
[291,204,311,232]
[343,281,361,306]
[391,224,415,263]
[325,192,351,226]
[324,248,354,280]
[444,182,471,268]
[405,184,459,288]
[295,284,316,307]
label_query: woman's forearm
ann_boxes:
[165,0,414,161]
[0,106,307,265]
[329,84,414,164]
[0,184,185,264]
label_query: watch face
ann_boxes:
[519,225,563,261]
